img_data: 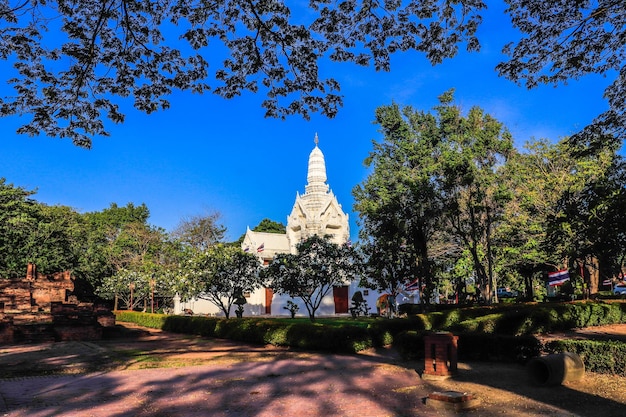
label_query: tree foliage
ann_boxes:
[497,0,626,149]
[0,0,484,146]
[264,235,360,321]
[253,218,286,234]
[434,91,513,301]
[495,138,615,297]
[354,92,512,303]
[2,1,623,147]
[545,149,626,294]
[75,203,151,293]
[171,211,226,251]
[176,244,263,318]
[89,207,175,309]
[0,178,40,277]
[0,178,83,278]
[235,218,286,245]
[353,102,442,300]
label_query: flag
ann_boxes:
[404,279,420,292]
[548,269,570,286]
[257,243,265,253]
[602,279,612,286]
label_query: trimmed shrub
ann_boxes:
[280,322,371,353]
[114,301,626,367]
[458,334,542,362]
[394,331,425,360]
[367,317,428,347]
[160,315,218,337]
[545,339,626,376]
[392,331,541,363]
[115,311,167,329]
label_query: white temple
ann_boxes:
[175,135,379,317]
[242,134,350,259]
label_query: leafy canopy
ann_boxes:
[2,2,624,147]
[354,92,513,303]
[497,1,626,149]
[0,0,484,147]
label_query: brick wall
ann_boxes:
[0,264,115,344]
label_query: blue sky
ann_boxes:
[0,2,613,242]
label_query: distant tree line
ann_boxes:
[0,184,264,313]
[3,90,626,312]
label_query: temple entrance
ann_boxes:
[265,288,273,315]
[333,286,349,314]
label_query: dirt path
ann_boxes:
[0,323,625,417]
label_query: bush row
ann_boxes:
[157,315,375,353]
[545,339,626,377]
[115,311,167,328]
[421,300,626,335]
[113,312,544,362]
[394,331,541,363]
[114,301,626,371]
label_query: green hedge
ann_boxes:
[116,313,428,354]
[545,339,626,376]
[114,301,626,369]
[393,331,541,363]
[457,334,541,362]
[115,311,167,329]
[422,301,626,335]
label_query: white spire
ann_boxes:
[286,132,350,248]
[306,133,328,195]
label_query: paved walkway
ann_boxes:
[0,347,431,417]
[2,323,626,417]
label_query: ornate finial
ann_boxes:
[314,132,319,146]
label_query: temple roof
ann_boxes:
[242,229,290,257]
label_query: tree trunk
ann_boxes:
[524,274,534,301]
[585,255,600,297]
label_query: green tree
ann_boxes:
[0,179,40,277]
[546,150,626,296]
[435,91,513,302]
[0,178,83,278]
[355,92,512,303]
[496,138,615,298]
[235,218,286,245]
[253,219,286,234]
[264,235,360,321]
[171,212,226,251]
[353,102,442,302]
[27,204,84,274]
[76,202,152,299]
[96,222,172,310]
[178,244,263,318]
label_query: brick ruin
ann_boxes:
[0,263,115,344]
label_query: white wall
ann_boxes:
[173,281,385,318]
